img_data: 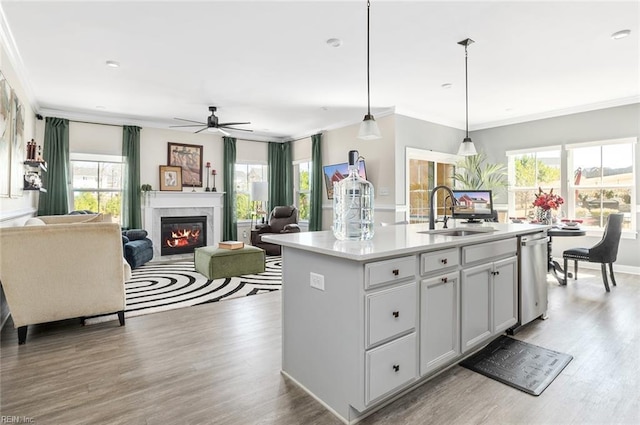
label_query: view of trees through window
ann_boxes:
[508,140,635,230]
[508,149,561,219]
[235,163,268,220]
[568,142,634,229]
[295,162,310,220]
[71,160,123,222]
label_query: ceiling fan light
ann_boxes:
[457,137,477,156]
[207,127,229,136]
[358,114,381,140]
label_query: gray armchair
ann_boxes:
[562,213,623,292]
[251,205,300,255]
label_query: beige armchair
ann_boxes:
[0,215,129,344]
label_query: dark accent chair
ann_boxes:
[251,205,301,255]
[122,229,154,269]
[562,213,623,292]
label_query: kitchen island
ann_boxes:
[263,222,547,424]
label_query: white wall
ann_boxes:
[0,42,38,226]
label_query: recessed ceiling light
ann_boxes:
[105,60,120,68]
[326,38,342,48]
[441,83,453,89]
[611,29,631,40]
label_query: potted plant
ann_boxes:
[452,152,507,191]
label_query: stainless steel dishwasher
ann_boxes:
[511,231,549,333]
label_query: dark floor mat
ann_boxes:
[460,335,573,396]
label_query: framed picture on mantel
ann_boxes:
[167,142,202,187]
[159,165,182,191]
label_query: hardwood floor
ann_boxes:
[1,271,638,424]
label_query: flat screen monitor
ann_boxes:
[451,190,494,223]
[323,161,367,199]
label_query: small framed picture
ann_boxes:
[159,165,182,191]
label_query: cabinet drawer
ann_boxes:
[366,281,417,347]
[366,333,417,404]
[420,248,459,276]
[461,238,516,265]
[365,256,415,289]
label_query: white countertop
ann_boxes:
[262,222,549,262]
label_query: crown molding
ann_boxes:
[471,96,640,131]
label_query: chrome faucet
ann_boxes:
[429,185,457,230]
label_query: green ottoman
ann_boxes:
[194,245,265,280]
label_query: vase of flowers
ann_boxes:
[532,187,564,224]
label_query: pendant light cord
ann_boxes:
[366,0,371,116]
[464,43,469,138]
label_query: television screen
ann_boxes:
[451,190,494,222]
[323,161,367,199]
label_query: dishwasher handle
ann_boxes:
[521,236,549,247]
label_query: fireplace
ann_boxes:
[161,216,207,256]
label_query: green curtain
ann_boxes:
[309,133,323,231]
[122,125,142,229]
[37,117,69,216]
[268,141,293,208]
[222,136,237,241]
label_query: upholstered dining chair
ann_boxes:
[562,213,623,292]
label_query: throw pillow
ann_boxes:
[24,217,45,226]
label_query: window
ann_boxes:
[234,163,268,220]
[567,139,635,230]
[507,139,636,231]
[70,154,124,222]
[507,147,561,220]
[294,161,311,221]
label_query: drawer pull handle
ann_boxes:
[392,311,399,318]
[440,258,448,265]
[393,364,400,372]
[492,271,501,276]
[392,269,399,276]
[441,277,448,283]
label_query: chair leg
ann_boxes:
[563,258,568,285]
[118,310,125,326]
[574,260,578,280]
[600,263,610,292]
[608,263,617,286]
[17,326,27,345]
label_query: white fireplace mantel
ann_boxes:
[142,191,225,259]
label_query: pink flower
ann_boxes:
[533,187,564,211]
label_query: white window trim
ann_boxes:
[565,137,636,150]
[293,159,312,223]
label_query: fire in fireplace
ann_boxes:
[161,216,207,256]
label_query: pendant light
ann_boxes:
[358,0,381,140]
[457,38,477,156]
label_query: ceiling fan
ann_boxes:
[170,106,252,135]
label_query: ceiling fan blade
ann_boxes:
[194,127,209,134]
[218,122,251,127]
[173,118,206,125]
[169,124,205,128]
[222,127,254,132]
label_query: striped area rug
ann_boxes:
[87,256,281,324]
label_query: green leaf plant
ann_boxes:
[452,152,507,191]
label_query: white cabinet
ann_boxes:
[460,263,493,352]
[492,256,518,334]
[460,240,518,353]
[366,333,417,404]
[366,282,416,348]
[363,257,418,406]
[420,271,460,375]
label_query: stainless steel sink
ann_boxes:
[418,228,495,237]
